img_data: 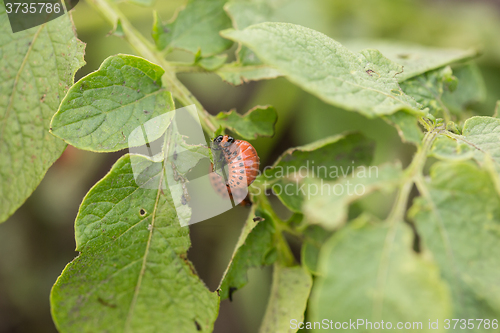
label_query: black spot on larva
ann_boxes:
[232,166,235,168]
[140,209,146,216]
[232,175,236,178]
[237,182,240,185]
[240,170,244,174]
[239,176,243,180]
[233,152,237,156]
[237,156,242,160]
[229,287,238,302]
[194,320,201,331]
[239,163,244,167]
[173,151,178,160]
[232,170,236,173]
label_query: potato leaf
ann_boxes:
[0,6,85,223]
[50,55,174,152]
[51,154,219,332]
[221,23,423,118]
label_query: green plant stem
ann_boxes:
[86,0,217,134]
[373,125,442,320]
[257,194,296,267]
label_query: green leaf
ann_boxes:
[221,23,423,118]
[225,0,275,65]
[262,133,375,212]
[430,136,474,161]
[212,105,277,140]
[51,154,219,332]
[344,40,478,82]
[437,117,500,173]
[197,54,227,71]
[218,205,277,301]
[400,66,456,118]
[152,0,233,56]
[382,111,423,144]
[441,63,486,114]
[50,54,175,152]
[302,163,403,230]
[410,161,500,320]
[216,63,281,86]
[309,215,451,329]
[259,263,312,333]
[301,225,331,275]
[0,7,85,223]
[216,0,283,85]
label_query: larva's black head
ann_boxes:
[213,135,223,144]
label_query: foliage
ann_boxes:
[1,0,500,332]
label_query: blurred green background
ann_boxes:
[1,0,500,332]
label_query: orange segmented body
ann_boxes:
[211,135,260,189]
[208,163,251,206]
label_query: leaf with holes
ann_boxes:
[0,6,85,224]
[221,23,424,118]
[212,105,277,140]
[344,40,478,82]
[50,154,219,333]
[410,161,500,320]
[50,54,174,152]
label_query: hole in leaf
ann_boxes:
[390,89,402,96]
[140,209,146,216]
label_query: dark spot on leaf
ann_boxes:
[181,195,187,205]
[194,320,201,331]
[123,81,126,85]
[140,209,146,216]
[397,53,410,59]
[97,297,116,308]
[143,110,149,114]
[163,27,170,33]
[366,69,375,76]
[173,151,178,160]
[253,216,264,222]
[137,89,140,93]
[216,289,220,296]
[229,287,237,302]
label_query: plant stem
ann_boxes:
[86,0,217,134]
[257,194,296,266]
